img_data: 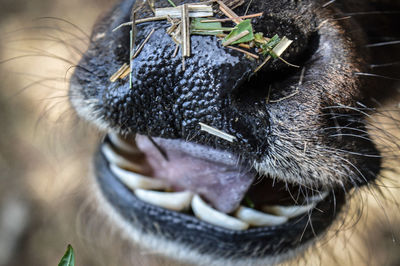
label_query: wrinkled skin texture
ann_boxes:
[69,0,400,265]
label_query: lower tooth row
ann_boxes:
[191,195,250,230]
[104,142,321,230]
[234,206,288,226]
[262,204,316,219]
[112,162,316,230]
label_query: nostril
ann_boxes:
[252,15,319,73]
[231,36,318,108]
[229,16,320,106]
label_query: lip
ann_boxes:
[94,136,346,260]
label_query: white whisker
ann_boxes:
[366,40,400,48]
[354,72,400,81]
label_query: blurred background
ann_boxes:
[0,0,399,265]
[0,0,116,265]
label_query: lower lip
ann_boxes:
[94,147,346,259]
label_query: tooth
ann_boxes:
[191,195,249,230]
[110,164,167,190]
[262,203,316,218]
[108,133,140,154]
[234,206,287,226]
[101,143,144,172]
[134,189,193,211]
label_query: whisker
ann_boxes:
[322,0,336,8]
[0,54,76,66]
[370,61,400,69]
[322,105,372,118]
[338,11,400,17]
[8,78,66,99]
[34,17,91,40]
[366,40,400,48]
[6,37,85,56]
[328,133,374,143]
[354,72,400,81]
[322,146,382,158]
[3,25,89,45]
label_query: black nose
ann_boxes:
[103,10,317,133]
[106,21,260,137]
[74,0,319,157]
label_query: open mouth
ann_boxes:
[94,132,346,260]
[67,0,379,261]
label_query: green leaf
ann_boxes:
[190,18,232,35]
[191,18,222,31]
[58,245,75,266]
[224,19,254,45]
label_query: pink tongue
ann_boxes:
[136,135,255,213]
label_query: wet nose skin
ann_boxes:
[104,23,258,140]
[72,0,315,158]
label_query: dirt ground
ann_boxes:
[0,0,400,265]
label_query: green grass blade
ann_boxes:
[190,18,231,35]
[167,0,176,7]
